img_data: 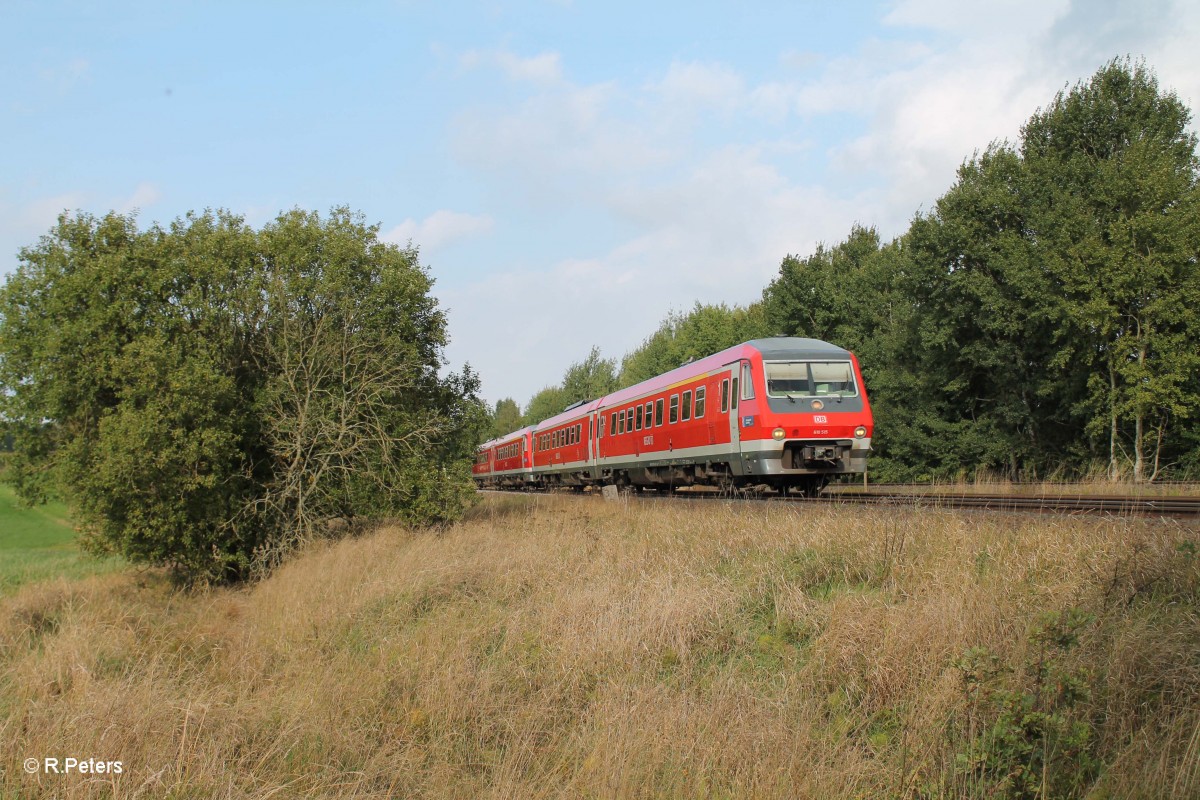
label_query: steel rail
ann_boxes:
[814,491,1200,517]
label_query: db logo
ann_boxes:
[813,415,827,423]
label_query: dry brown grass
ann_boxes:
[2,493,1198,798]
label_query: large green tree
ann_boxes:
[522,385,570,426]
[901,146,1086,476]
[618,302,768,387]
[561,346,618,404]
[490,398,523,438]
[1021,59,1200,480]
[520,345,618,426]
[0,207,486,583]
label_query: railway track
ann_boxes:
[482,486,1200,518]
[812,491,1200,518]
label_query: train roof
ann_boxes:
[746,337,850,360]
[598,337,850,407]
[478,426,534,451]
[531,399,604,430]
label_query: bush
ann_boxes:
[0,208,487,584]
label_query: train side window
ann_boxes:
[669,394,679,424]
[618,410,625,435]
[655,398,664,426]
[577,423,582,442]
[635,405,643,431]
[610,413,617,437]
[682,390,692,422]
[599,416,604,438]
[720,379,729,413]
[741,362,755,399]
[732,377,739,410]
[627,407,634,432]
[695,386,706,418]
[645,402,653,428]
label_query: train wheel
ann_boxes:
[795,477,827,497]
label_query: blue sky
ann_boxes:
[3,0,1198,405]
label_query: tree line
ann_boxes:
[493,59,1200,483]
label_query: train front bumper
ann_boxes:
[740,437,871,476]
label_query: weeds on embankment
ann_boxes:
[2,494,1198,798]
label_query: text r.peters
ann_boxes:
[38,758,123,774]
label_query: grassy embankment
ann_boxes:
[0,483,122,595]
[2,492,1198,798]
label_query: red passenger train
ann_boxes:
[472,338,872,495]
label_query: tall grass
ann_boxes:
[2,494,1197,798]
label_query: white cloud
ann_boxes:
[452,80,673,208]
[651,61,745,113]
[459,49,563,85]
[382,210,494,252]
[38,57,91,93]
[883,0,1069,35]
[116,182,162,214]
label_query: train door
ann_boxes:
[727,362,746,476]
[589,411,600,480]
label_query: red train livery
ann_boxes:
[473,337,872,495]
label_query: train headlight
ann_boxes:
[854,426,867,438]
[772,427,786,441]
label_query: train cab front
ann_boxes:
[737,344,873,493]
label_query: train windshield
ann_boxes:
[765,361,857,399]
